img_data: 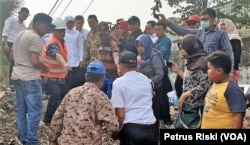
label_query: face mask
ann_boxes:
[201,21,210,29]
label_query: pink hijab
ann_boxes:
[218,18,243,46]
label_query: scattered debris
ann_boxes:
[0,85,249,145]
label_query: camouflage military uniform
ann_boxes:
[49,82,119,145]
[84,30,101,63]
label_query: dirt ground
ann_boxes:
[0,84,249,145]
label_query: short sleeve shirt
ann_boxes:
[11,28,43,80]
[201,81,246,129]
[111,71,156,125]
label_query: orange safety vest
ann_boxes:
[40,35,68,79]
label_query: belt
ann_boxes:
[123,123,156,129]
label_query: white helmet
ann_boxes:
[52,17,66,29]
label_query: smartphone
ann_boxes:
[153,13,160,19]
[166,61,173,67]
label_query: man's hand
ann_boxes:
[41,65,49,73]
[82,61,88,68]
[3,43,10,56]
[158,14,168,24]
[79,61,85,68]
[63,64,72,72]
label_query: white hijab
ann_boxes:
[218,18,243,46]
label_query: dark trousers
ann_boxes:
[42,79,69,124]
[2,42,14,85]
[153,85,171,123]
[119,123,158,145]
[66,66,86,90]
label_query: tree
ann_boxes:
[0,0,23,84]
[152,0,250,28]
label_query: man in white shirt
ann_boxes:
[64,15,85,90]
[2,7,29,86]
[111,51,158,145]
[145,20,158,43]
[74,15,89,47]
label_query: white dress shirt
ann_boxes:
[64,29,84,67]
[2,17,26,42]
[149,33,158,43]
[111,71,156,125]
[78,28,89,45]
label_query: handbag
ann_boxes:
[174,106,202,129]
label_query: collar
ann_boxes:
[204,25,218,33]
[123,71,137,77]
[149,33,157,37]
[28,28,39,36]
[157,34,166,39]
[84,82,99,89]
[16,17,23,24]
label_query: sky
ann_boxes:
[22,0,178,30]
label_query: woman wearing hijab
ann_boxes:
[136,34,172,129]
[171,34,211,111]
[218,18,242,83]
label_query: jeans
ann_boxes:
[42,79,69,124]
[13,79,42,145]
[100,77,114,99]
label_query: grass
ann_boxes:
[0,43,10,86]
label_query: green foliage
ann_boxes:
[0,49,10,85]
[0,0,23,85]
[152,0,250,28]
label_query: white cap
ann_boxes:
[64,15,74,23]
[52,17,66,29]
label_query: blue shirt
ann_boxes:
[153,35,171,61]
[46,41,64,58]
[167,21,234,70]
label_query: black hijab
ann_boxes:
[179,34,208,72]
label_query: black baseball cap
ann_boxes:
[127,16,140,24]
[33,13,55,28]
[119,51,137,65]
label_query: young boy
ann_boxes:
[201,51,246,129]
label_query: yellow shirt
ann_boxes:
[201,82,234,129]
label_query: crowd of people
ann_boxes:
[1,6,249,145]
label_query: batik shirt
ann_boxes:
[49,82,119,145]
[84,30,101,62]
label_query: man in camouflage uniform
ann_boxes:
[84,15,101,64]
[49,61,119,145]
